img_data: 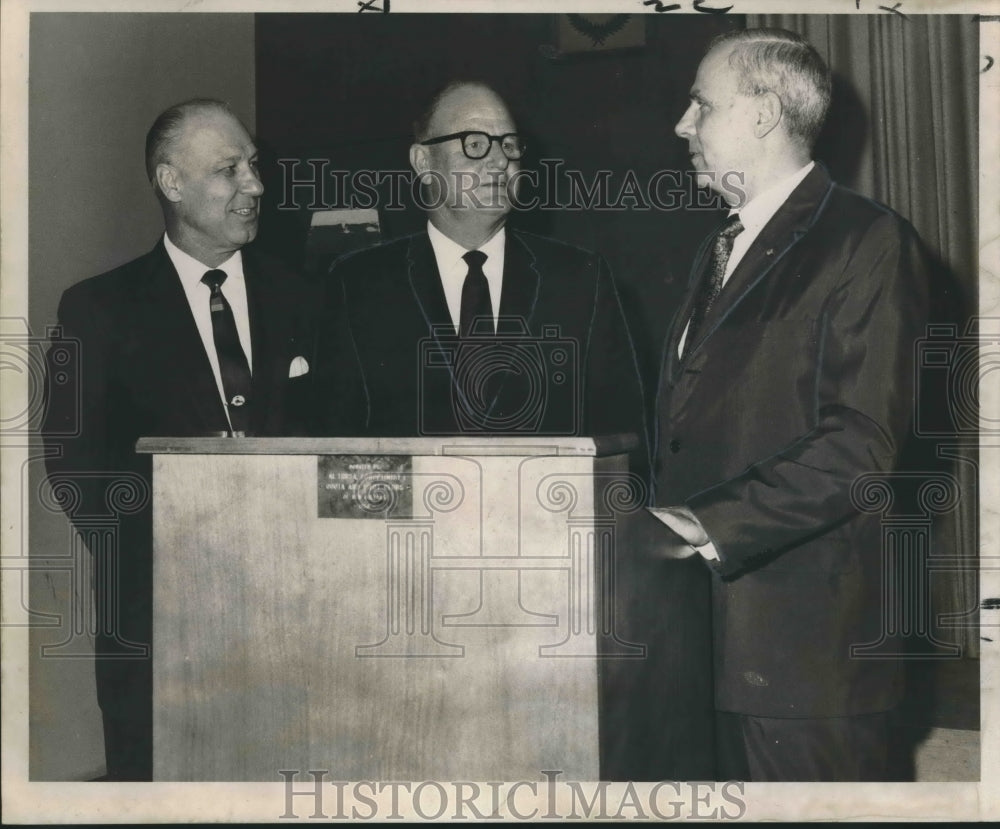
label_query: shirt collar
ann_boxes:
[163,232,244,290]
[426,220,506,266]
[731,161,815,234]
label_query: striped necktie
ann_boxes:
[201,269,252,434]
[682,215,744,359]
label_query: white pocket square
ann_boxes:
[289,356,310,378]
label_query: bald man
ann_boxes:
[313,81,648,468]
[311,82,718,780]
[42,99,314,779]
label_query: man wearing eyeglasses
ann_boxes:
[311,80,717,782]
[313,81,649,479]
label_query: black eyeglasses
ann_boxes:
[420,131,526,161]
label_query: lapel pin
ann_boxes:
[765,248,775,256]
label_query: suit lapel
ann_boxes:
[407,228,543,431]
[405,232,464,430]
[497,231,540,335]
[243,249,280,433]
[406,229,542,337]
[683,164,834,358]
[140,242,229,431]
[479,231,541,423]
[662,228,717,385]
[407,232,454,337]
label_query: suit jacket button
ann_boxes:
[669,439,681,454]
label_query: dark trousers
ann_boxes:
[92,529,153,781]
[715,710,891,782]
[95,634,153,781]
[600,554,716,781]
[101,707,152,781]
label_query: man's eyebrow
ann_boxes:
[217,151,257,165]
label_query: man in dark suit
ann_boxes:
[648,29,931,781]
[313,81,647,472]
[312,82,721,780]
[41,99,314,780]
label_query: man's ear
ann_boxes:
[409,143,429,176]
[155,163,182,203]
[754,91,783,139]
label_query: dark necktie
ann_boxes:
[682,214,744,359]
[459,250,493,338]
[201,269,252,434]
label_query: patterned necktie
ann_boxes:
[201,269,252,434]
[682,214,744,359]
[459,250,493,338]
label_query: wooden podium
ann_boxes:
[138,435,651,782]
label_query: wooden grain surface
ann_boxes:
[137,433,639,458]
[152,451,613,781]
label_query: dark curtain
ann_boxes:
[750,13,980,658]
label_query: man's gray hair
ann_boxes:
[710,28,832,149]
[144,98,235,189]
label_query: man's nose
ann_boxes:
[242,167,265,196]
[675,103,696,139]
[484,138,511,170]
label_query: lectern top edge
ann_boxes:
[135,434,638,457]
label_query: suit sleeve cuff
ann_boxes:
[649,506,725,565]
[695,539,721,561]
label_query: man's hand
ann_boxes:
[646,506,721,561]
[634,507,698,559]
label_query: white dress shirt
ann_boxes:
[426,221,505,333]
[163,233,253,421]
[665,161,815,560]
[678,161,815,357]
[721,160,814,285]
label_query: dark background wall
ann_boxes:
[252,12,893,398]
[253,13,742,392]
